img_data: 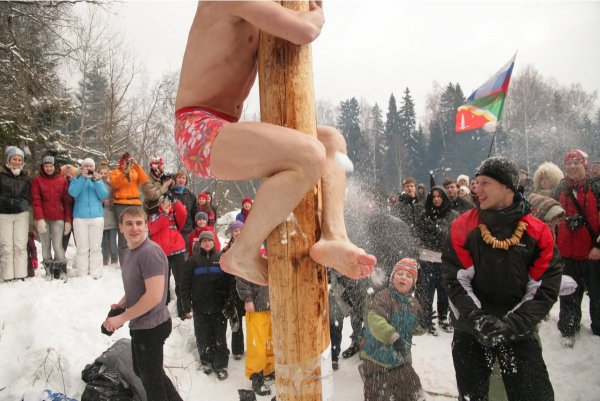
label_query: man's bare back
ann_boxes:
[175,1,376,285]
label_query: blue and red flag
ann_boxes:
[456,53,516,133]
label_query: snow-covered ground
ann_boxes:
[1,242,599,401]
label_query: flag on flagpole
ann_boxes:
[456,53,516,133]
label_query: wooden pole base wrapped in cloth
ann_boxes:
[257,2,332,401]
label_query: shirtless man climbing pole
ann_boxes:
[175,1,377,285]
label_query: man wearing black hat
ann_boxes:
[180,230,237,381]
[442,156,562,401]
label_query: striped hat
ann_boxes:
[392,258,419,279]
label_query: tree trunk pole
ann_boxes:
[257,2,332,401]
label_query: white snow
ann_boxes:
[1,242,599,401]
[334,151,354,173]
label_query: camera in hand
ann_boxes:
[101,307,126,336]
[565,214,584,231]
[160,173,174,184]
[87,169,94,176]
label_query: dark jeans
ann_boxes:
[193,311,229,370]
[451,331,553,401]
[130,318,182,401]
[231,292,245,355]
[415,260,449,328]
[101,228,118,264]
[168,253,186,316]
[329,294,363,362]
[329,296,344,362]
[558,258,600,336]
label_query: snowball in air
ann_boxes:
[334,151,354,173]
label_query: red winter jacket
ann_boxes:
[188,226,221,256]
[148,200,187,256]
[556,177,600,259]
[31,169,73,222]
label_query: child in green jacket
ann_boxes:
[360,258,425,401]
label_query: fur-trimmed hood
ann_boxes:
[533,162,564,195]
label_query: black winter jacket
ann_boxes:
[180,248,236,314]
[416,186,459,252]
[442,196,562,340]
[0,165,31,214]
[171,187,198,236]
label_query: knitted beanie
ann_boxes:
[242,197,253,206]
[564,149,588,169]
[392,258,419,280]
[475,156,520,193]
[199,231,215,241]
[229,220,244,232]
[41,154,55,166]
[5,146,24,163]
[195,212,208,222]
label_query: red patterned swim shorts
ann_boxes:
[174,107,238,178]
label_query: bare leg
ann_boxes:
[211,121,326,285]
[309,126,377,278]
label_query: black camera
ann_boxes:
[87,169,94,176]
[160,173,174,184]
[566,215,584,231]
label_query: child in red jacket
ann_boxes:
[149,194,188,319]
[188,211,220,256]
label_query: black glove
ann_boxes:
[470,311,510,347]
[468,310,492,347]
[222,303,235,319]
[101,307,126,336]
[392,337,405,353]
[222,304,240,332]
[479,315,511,339]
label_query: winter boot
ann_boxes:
[428,324,438,336]
[199,363,213,375]
[341,342,361,358]
[238,389,257,401]
[561,335,575,348]
[56,261,67,281]
[439,317,453,333]
[216,369,228,381]
[42,260,53,280]
[251,372,271,396]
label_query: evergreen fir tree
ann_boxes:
[370,103,386,190]
[337,97,367,177]
[383,94,401,193]
[398,88,421,179]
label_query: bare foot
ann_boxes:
[220,245,269,285]
[309,239,377,279]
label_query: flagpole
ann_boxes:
[487,130,497,158]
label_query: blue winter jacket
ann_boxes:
[68,175,108,218]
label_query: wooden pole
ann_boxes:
[257,2,331,401]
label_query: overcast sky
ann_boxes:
[113,1,600,121]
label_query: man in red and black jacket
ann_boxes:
[554,149,600,346]
[442,156,561,401]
